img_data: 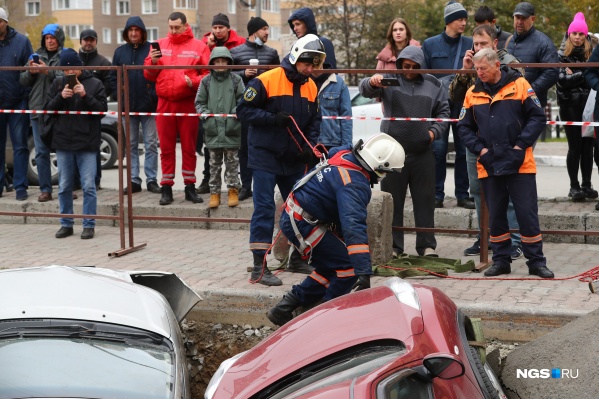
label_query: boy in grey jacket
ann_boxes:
[195,47,245,208]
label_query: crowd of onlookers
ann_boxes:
[1,1,599,267]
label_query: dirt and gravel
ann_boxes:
[181,320,519,398]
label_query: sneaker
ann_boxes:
[464,238,480,256]
[510,244,523,260]
[16,189,28,201]
[423,248,438,257]
[124,182,142,195]
[581,186,599,199]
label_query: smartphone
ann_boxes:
[67,73,77,89]
[32,53,40,64]
[381,77,401,87]
[151,42,162,58]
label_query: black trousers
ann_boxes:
[560,105,593,188]
[381,147,436,255]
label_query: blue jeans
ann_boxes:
[57,150,97,228]
[433,123,469,200]
[127,115,158,185]
[0,99,30,193]
[466,149,521,245]
[250,169,304,255]
[30,117,53,193]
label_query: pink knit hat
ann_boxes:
[568,12,588,36]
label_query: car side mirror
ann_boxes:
[422,353,465,380]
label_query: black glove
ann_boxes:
[275,112,292,127]
[352,275,371,292]
[298,147,314,164]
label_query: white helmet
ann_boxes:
[354,133,405,177]
[288,33,326,69]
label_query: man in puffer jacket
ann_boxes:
[144,12,210,206]
[20,23,65,202]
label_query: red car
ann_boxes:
[205,277,506,399]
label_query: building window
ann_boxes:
[147,27,158,42]
[227,0,236,14]
[117,0,130,15]
[65,24,92,40]
[53,0,93,9]
[117,29,125,44]
[174,0,197,9]
[143,0,158,14]
[25,1,41,16]
[269,26,280,40]
[249,0,279,12]
[102,0,110,14]
[103,28,111,44]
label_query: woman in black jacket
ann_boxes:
[557,12,595,201]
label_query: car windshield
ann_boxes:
[0,319,175,399]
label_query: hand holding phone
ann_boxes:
[67,74,77,89]
[151,42,162,58]
[31,53,40,64]
[381,77,401,87]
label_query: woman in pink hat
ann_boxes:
[556,12,595,201]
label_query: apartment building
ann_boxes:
[6,0,296,62]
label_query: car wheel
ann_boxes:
[469,346,502,399]
[27,136,59,186]
[100,131,118,170]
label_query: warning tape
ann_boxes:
[2,108,598,127]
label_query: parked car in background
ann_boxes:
[5,104,120,186]
[0,265,201,399]
[206,277,505,399]
[349,87,455,161]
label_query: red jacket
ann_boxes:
[202,29,246,50]
[144,26,210,101]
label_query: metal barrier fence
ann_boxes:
[2,62,599,265]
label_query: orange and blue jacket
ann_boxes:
[236,55,321,176]
[457,66,546,179]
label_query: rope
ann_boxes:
[377,264,599,283]
[248,230,285,284]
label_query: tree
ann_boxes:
[25,12,74,50]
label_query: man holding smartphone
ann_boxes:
[360,46,449,258]
[19,23,65,203]
[144,12,210,205]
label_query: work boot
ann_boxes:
[287,249,315,274]
[228,188,239,207]
[267,292,302,326]
[251,253,282,286]
[185,184,204,203]
[209,193,221,208]
[196,179,209,194]
[159,185,173,206]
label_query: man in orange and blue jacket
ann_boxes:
[458,48,554,278]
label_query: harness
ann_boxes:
[284,150,368,260]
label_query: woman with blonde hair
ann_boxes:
[557,12,595,201]
[376,18,420,70]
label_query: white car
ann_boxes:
[349,86,455,160]
[0,265,201,399]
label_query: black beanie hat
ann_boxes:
[212,13,230,28]
[60,48,83,67]
[247,17,268,36]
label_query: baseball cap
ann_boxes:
[80,29,98,41]
[513,2,535,18]
[0,7,8,23]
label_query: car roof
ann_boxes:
[0,265,173,338]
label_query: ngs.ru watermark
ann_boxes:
[517,368,579,379]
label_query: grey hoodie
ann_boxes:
[359,46,449,154]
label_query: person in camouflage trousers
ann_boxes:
[195,47,245,208]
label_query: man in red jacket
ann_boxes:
[144,12,209,205]
[202,13,245,50]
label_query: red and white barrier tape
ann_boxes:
[1,109,598,126]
